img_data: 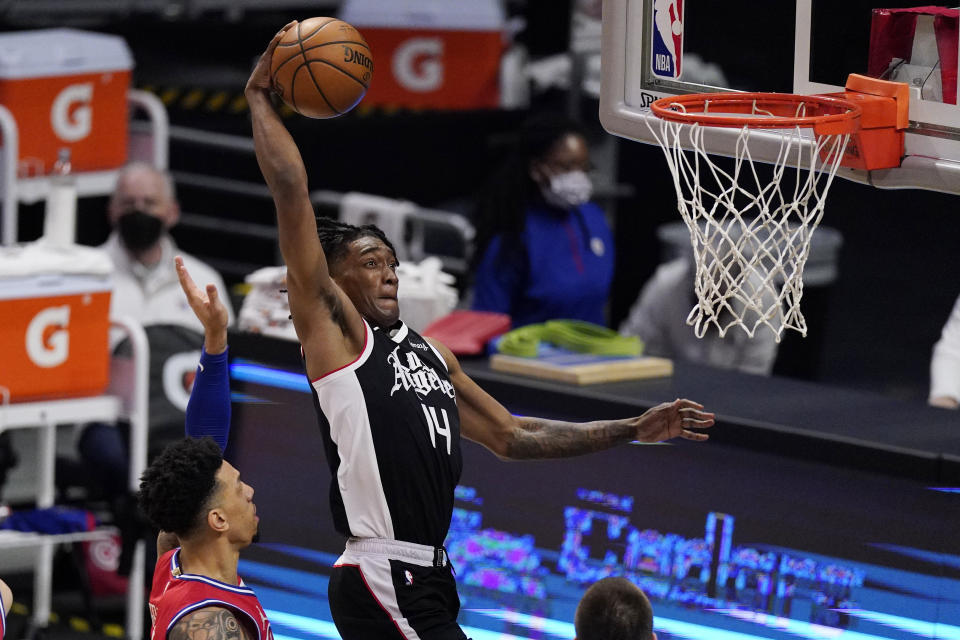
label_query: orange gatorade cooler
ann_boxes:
[0,29,133,177]
[0,243,113,402]
[341,0,507,110]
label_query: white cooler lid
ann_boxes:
[0,28,133,80]
[340,0,505,30]
[0,242,113,299]
[0,240,113,277]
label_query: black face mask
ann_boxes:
[117,210,164,252]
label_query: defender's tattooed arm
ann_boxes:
[168,608,254,640]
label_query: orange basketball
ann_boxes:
[270,18,373,119]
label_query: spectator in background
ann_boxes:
[100,161,233,349]
[471,114,614,327]
[619,256,779,376]
[930,293,960,408]
[574,576,656,640]
[75,164,235,552]
[83,162,235,493]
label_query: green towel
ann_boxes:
[498,320,642,358]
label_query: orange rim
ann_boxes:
[650,92,862,134]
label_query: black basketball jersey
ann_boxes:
[310,320,463,547]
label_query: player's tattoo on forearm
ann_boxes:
[505,418,635,459]
[169,608,252,640]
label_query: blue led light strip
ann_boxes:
[266,609,531,640]
[274,634,327,640]
[265,611,340,639]
[230,362,310,392]
[474,607,914,640]
[266,604,952,640]
[839,609,960,640]
[716,608,907,640]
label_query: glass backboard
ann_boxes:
[600,0,960,194]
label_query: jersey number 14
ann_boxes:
[421,403,452,455]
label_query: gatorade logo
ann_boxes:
[51,83,93,142]
[393,38,443,92]
[25,305,70,368]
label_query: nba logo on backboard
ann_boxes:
[651,0,684,79]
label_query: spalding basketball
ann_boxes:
[270,18,373,119]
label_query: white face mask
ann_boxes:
[540,170,593,209]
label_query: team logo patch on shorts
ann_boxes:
[404,570,414,586]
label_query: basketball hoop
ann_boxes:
[645,81,906,343]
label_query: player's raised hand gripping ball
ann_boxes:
[270,17,373,119]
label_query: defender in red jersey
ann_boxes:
[139,438,269,640]
[149,548,272,640]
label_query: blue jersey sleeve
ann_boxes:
[185,347,231,451]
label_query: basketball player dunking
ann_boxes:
[246,24,715,640]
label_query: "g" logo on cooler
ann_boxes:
[26,306,70,368]
[51,83,93,142]
[392,38,443,92]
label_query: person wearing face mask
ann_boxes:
[470,114,614,327]
[74,163,235,564]
[100,162,234,349]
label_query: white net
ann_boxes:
[645,113,850,343]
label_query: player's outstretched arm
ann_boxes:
[246,24,318,277]
[427,339,715,460]
[168,607,256,640]
[176,257,231,450]
[176,256,228,354]
[244,24,364,375]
